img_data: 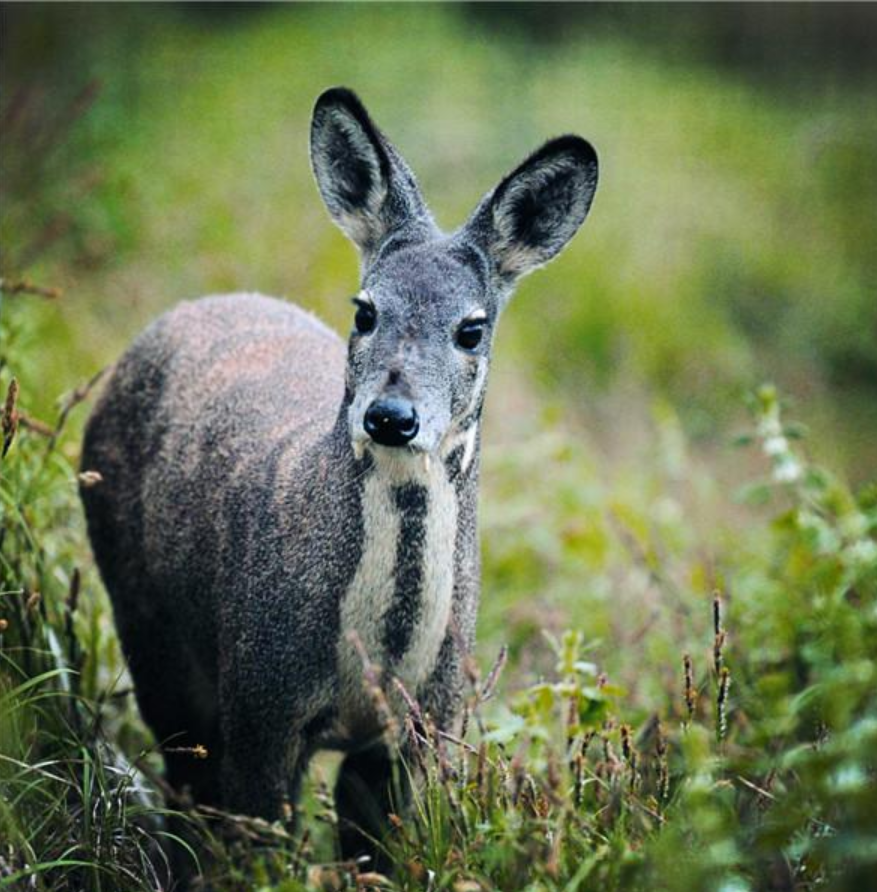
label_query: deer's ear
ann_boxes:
[310,87,433,264]
[463,136,598,282]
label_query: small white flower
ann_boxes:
[773,456,802,483]
[763,435,788,457]
[843,539,877,569]
[654,496,682,524]
[757,414,782,439]
[831,763,867,793]
[840,513,868,539]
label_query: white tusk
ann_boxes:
[353,440,365,461]
[461,425,477,474]
[423,453,431,474]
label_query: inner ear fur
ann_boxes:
[310,87,433,262]
[471,135,599,281]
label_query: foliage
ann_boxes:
[0,333,177,889]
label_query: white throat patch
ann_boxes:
[336,449,457,740]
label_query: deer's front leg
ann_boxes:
[219,670,307,820]
[335,742,409,872]
[218,616,326,820]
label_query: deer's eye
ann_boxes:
[353,300,377,335]
[455,317,486,352]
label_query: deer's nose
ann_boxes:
[364,398,420,447]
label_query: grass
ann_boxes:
[2,4,877,890]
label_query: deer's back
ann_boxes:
[81,294,347,657]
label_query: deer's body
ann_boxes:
[82,291,477,817]
[81,88,597,866]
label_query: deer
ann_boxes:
[80,86,598,867]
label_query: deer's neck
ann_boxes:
[335,428,478,741]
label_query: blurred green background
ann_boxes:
[4,2,877,477]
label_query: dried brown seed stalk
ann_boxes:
[2,378,19,458]
[480,644,507,703]
[0,277,62,300]
[164,744,209,759]
[713,591,726,676]
[717,666,732,741]
[655,721,670,802]
[683,653,696,724]
[18,412,54,437]
[78,470,104,488]
[573,751,585,808]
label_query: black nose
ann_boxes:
[363,398,420,447]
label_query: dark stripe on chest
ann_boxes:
[383,483,429,663]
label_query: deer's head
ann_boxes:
[310,88,598,467]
